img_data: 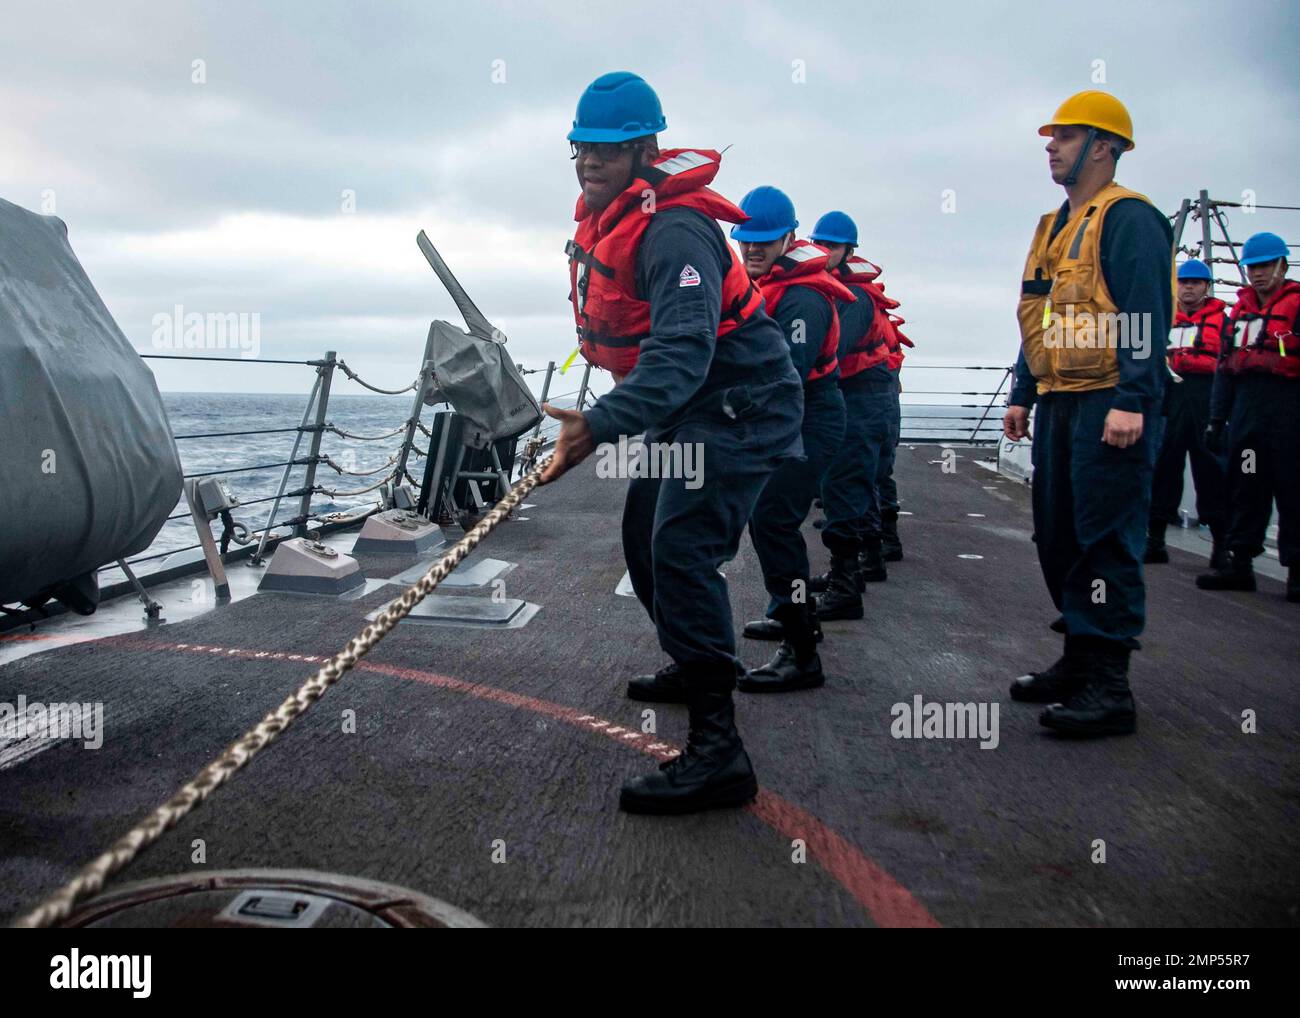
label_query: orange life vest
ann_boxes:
[566,148,764,376]
[1223,280,1300,379]
[1167,297,1228,376]
[847,256,914,370]
[756,240,852,383]
[830,256,891,377]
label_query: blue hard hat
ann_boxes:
[731,186,798,242]
[568,71,667,143]
[810,210,858,246]
[1240,231,1288,266]
[1177,259,1212,281]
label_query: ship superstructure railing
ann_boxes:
[104,350,1001,613]
[897,364,1013,445]
[112,348,434,589]
[1170,190,1298,300]
[528,359,1013,448]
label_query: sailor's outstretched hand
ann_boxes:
[538,403,595,485]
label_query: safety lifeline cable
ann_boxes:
[13,454,553,928]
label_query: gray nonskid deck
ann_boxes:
[0,446,1295,927]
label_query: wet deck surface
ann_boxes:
[1,445,1296,927]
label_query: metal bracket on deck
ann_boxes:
[115,559,163,622]
[183,479,231,600]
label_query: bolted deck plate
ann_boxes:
[385,556,514,589]
[367,593,540,629]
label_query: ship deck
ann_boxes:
[1,444,1296,927]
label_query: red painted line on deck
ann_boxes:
[102,635,941,928]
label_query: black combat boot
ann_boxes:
[1040,640,1137,737]
[1208,525,1230,572]
[739,602,825,693]
[743,597,824,642]
[1196,550,1257,592]
[626,661,689,704]
[1288,567,1300,604]
[810,559,864,594]
[859,537,888,583]
[881,510,904,562]
[816,557,865,621]
[619,682,758,814]
[1143,520,1169,564]
[1009,636,1085,703]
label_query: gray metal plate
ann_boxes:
[385,557,514,588]
[366,594,540,629]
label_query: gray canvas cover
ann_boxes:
[418,232,541,449]
[0,197,182,605]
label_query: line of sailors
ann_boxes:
[730,189,911,694]
[542,71,912,814]
[1149,236,1299,603]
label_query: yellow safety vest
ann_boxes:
[1017,182,1154,394]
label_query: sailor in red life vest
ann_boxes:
[802,212,899,611]
[875,270,913,564]
[539,72,804,813]
[729,187,850,693]
[1197,232,1300,602]
[1144,259,1230,566]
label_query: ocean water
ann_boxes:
[146,391,425,563]
[129,388,1000,571]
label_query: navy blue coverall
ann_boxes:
[1011,198,1172,645]
[875,366,903,519]
[1210,350,1300,567]
[1150,371,1226,532]
[748,286,847,612]
[820,285,895,556]
[583,208,803,688]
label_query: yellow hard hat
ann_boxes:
[1039,90,1134,150]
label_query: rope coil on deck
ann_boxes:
[13,454,553,929]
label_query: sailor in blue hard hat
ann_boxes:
[807,209,903,595]
[1198,231,1300,602]
[541,72,807,811]
[729,187,849,693]
[1144,258,1231,568]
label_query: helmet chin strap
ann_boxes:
[1255,261,1286,296]
[1063,127,1097,187]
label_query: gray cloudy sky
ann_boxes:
[4,0,1298,394]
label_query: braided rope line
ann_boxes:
[315,473,398,498]
[336,360,418,395]
[322,453,399,477]
[325,422,409,442]
[14,454,553,929]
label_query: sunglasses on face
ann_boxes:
[570,140,643,161]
